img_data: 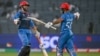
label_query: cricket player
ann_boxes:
[45,2,80,56]
[13,1,41,56]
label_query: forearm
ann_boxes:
[33,26,42,44]
[53,20,60,25]
[33,26,40,37]
[33,26,38,32]
[52,18,63,25]
[45,18,62,29]
[33,26,36,31]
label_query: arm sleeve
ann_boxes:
[30,20,35,28]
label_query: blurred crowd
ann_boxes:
[0,0,99,34]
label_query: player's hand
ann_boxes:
[74,12,80,19]
[45,22,53,28]
[35,31,40,37]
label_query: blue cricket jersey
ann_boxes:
[14,10,34,29]
[60,12,75,35]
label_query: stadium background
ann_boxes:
[0,0,100,56]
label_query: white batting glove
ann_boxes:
[45,22,53,28]
[34,31,40,37]
[74,12,80,19]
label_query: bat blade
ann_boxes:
[27,17,57,30]
[41,48,48,56]
[39,44,48,56]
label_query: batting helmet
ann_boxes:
[60,2,70,10]
[19,0,30,7]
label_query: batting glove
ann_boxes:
[45,22,53,28]
[74,12,80,19]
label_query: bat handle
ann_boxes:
[50,26,57,30]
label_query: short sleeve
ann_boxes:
[13,12,20,20]
[72,13,75,19]
[30,20,35,28]
[61,14,66,21]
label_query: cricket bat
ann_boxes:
[27,17,57,30]
[36,36,48,56]
[41,46,48,56]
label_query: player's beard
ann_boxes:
[60,9,65,14]
[62,11,64,14]
[23,7,28,12]
[60,10,64,14]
